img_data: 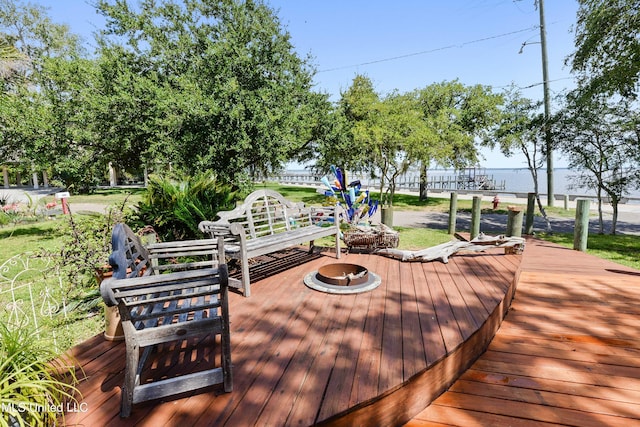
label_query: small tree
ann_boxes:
[334,75,432,208]
[371,91,432,207]
[493,87,551,231]
[554,92,640,234]
[416,80,503,200]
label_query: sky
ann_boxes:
[30,0,580,168]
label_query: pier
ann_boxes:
[275,169,506,193]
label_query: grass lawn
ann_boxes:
[0,219,104,351]
[536,232,640,270]
[35,187,145,208]
[0,220,63,260]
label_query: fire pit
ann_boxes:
[304,263,381,294]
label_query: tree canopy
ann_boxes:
[1,0,328,191]
[94,0,325,184]
[570,0,640,99]
[318,75,503,206]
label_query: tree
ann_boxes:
[368,91,432,207]
[416,80,503,200]
[332,75,432,208]
[324,76,503,209]
[317,74,381,175]
[94,0,324,185]
[554,93,640,234]
[0,0,92,190]
[492,87,551,231]
[569,0,640,100]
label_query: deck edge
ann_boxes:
[317,252,521,427]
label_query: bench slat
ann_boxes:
[132,317,223,348]
[132,367,225,404]
[199,189,341,297]
[128,298,221,322]
[113,278,221,299]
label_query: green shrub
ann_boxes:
[53,155,103,194]
[52,205,128,290]
[0,321,80,427]
[133,173,237,241]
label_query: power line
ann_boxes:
[317,25,540,73]
[519,76,573,89]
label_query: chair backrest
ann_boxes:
[108,223,152,279]
[146,238,223,272]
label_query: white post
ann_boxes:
[42,170,49,188]
[31,163,39,189]
[2,166,8,189]
[109,162,117,187]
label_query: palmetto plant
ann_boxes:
[0,321,80,427]
[135,173,237,241]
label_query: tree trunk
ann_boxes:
[526,158,551,232]
[419,163,428,201]
[611,198,619,235]
[535,195,552,232]
[596,188,604,234]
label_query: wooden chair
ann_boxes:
[100,223,232,417]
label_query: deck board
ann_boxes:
[408,237,640,426]
[63,245,519,426]
[410,262,447,366]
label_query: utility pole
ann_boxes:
[538,0,554,207]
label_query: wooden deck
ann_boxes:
[407,238,640,426]
[63,245,520,426]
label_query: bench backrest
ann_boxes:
[216,189,311,239]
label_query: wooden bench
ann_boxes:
[99,223,232,417]
[199,189,341,297]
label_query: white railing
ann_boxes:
[0,252,69,351]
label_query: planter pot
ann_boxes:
[95,266,125,341]
[380,206,394,227]
[104,305,124,341]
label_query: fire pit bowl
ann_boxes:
[304,263,381,294]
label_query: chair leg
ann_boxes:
[241,258,251,297]
[120,325,139,417]
[221,328,233,392]
[220,281,233,392]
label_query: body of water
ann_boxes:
[456,168,640,198]
[284,168,640,199]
